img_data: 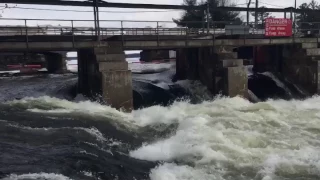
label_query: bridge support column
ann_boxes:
[177,46,247,98]
[176,49,188,80]
[45,52,67,74]
[77,46,133,111]
[213,48,247,98]
[176,48,199,80]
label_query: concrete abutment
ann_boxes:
[77,46,133,111]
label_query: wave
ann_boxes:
[6,96,128,118]
[5,123,121,146]
[2,173,72,180]
[128,96,320,180]
[5,95,320,179]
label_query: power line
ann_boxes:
[0,3,253,13]
[0,3,250,13]
[0,5,183,13]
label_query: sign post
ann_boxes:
[265,18,292,37]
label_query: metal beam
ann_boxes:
[0,0,201,10]
[0,0,319,13]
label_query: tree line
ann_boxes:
[174,0,320,32]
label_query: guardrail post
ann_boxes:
[244,25,246,45]
[202,20,205,34]
[121,21,124,47]
[186,22,189,47]
[25,19,29,50]
[157,21,159,47]
[213,21,215,40]
[71,20,75,49]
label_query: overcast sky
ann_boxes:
[0,0,312,27]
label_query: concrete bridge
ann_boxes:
[2,18,320,111]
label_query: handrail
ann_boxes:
[0,18,246,24]
[0,18,319,50]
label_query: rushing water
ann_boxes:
[1,70,320,180]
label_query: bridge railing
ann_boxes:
[0,18,263,37]
[0,18,319,48]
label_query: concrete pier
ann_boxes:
[215,48,247,98]
[78,46,133,111]
[44,52,67,73]
[176,46,248,98]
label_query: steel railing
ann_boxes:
[0,18,319,48]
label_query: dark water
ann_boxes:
[0,108,156,180]
[0,68,309,180]
[0,71,187,180]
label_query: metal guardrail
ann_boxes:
[0,18,318,48]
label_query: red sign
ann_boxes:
[265,18,292,37]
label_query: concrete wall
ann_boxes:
[281,44,320,94]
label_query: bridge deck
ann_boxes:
[0,35,316,51]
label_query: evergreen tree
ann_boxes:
[173,0,205,28]
[250,6,273,28]
[296,0,320,34]
[173,0,242,28]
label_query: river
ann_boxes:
[1,66,320,180]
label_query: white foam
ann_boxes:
[8,95,320,179]
[3,173,72,180]
[83,141,114,155]
[150,163,223,180]
[8,96,128,119]
[246,65,254,76]
[128,96,320,179]
[79,150,98,157]
[81,171,94,177]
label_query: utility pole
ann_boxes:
[93,0,97,36]
[247,0,252,26]
[294,0,297,32]
[92,0,100,43]
[207,0,210,34]
[95,0,100,43]
[255,0,258,28]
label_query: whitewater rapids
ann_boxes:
[2,95,320,180]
